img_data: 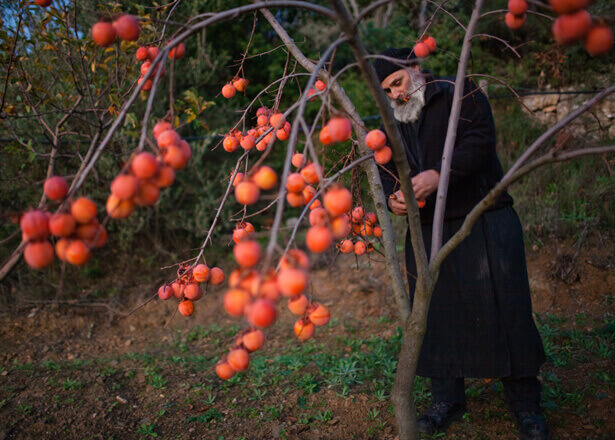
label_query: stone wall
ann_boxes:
[520,87,615,138]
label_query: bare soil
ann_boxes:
[0,235,613,440]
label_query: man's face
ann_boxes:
[381,66,426,123]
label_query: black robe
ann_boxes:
[379,75,545,379]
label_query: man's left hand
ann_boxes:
[412,170,440,200]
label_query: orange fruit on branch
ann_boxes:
[43,176,69,200]
[24,241,54,269]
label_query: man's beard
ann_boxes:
[389,72,426,124]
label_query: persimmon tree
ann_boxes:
[1,1,613,439]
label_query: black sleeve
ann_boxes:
[432,79,496,186]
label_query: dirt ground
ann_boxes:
[0,234,613,440]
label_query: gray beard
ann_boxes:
[389,74,426,124]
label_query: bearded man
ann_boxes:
[373,47,551,440]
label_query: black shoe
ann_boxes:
[417,401,466,435]
[514,412,552,440]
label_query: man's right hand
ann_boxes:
[388,190,407,216]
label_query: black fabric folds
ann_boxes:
[405,206,546,379]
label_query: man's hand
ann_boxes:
[388,170,440,216]
[412,170,440,200]
[389,190,407,216]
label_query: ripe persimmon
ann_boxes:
[168,43,185,60]
[331,214,351,239]
[235,181,260,205]
[309,207,327,227]
[315,80,326,91]
[323,186,352,217]
[137,76,152,91]
[70,197,97,224]
[55,238,70,262]
[233,240,261,268]
[288,294,309,316]
[326,117,352,143]
[553,10,592,45]
[34,0,53,6]
[227,348,249,372]
[20,210,49,242]
[157,129,180,149]
[374,146,392,165]
[153,121,173,140]
[269,113,285,129]
[110,174,138,200]
[252,166,277,190]
[43,176,69,200]
[291,153,305,168]
[192,264,211,283]
[131,152,159,179]
[216,360,235,380]
[48,213,76,237]
[209,267,225,285]
[351,206,364,223]
[113,15,140,42]
[424,36,437,52]
[279,249,309,270]
[106,194,134,219]
[256,114,269,127]
[136,46,149,61]
[286,192,305,208]
[65,239,91,265]
[221,84,236,99]
[548,0,590,15]
[224,288,251,316]
[585,25,614,56]
[286,173,306,193]
[24,241,54,269]
[309,303,330,326]
[178,300,194,317]
[158,285,173,300]
[413,42,430,58]
[155,165,175,188]
[260,277,281,303]
[163,145,188,169]
[246,299,278,328]
[365,129,386,151]
[306,226,332,253]
[242,329,265,352]
[310,199,322,210]
[373,225,383,237]
[91,22,116,47]
[354,241,366,256]
[303,186,316,204]
[505,12,525,30]
[134,181,159,207]
[339,239,354,254]
[184,283,203,301]
[294,318,315,341]
[233,228,249,244]
[300,163,320,185]
[319,126,333,145]
[256,133,274,152]
[277,268,308,297]
[508,0,528,15]
[233,77,248,92]
[223,136,239,152]
[171,281,185,299]
[240,134,255,150]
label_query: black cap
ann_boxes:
[372,47,419,83]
